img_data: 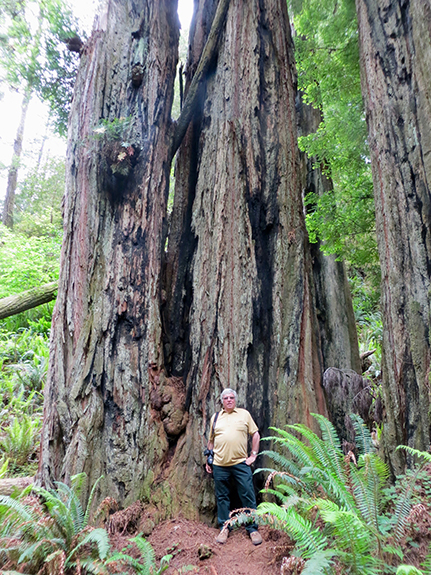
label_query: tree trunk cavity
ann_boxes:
[356,0,431,473]
[39,0,329,521]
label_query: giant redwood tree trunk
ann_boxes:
[39,0,180,506]
[40,0,328,521]
[356,0,431,473]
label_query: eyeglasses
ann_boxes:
[222,396,235,401]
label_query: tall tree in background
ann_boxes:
[39,0,333,519]
[0,0,80,228]
[356,0,431,473]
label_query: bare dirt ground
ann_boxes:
[147,518,293,575]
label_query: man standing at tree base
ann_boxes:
[206,388,262,545]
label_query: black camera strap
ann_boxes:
[210,411,220,441]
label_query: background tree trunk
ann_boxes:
[39,0,330,522]
[2,89,31,229]
[296,96,362,374]
[356,0,431,473]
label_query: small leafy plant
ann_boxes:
[92,116,133,142]
[0,415,41,475]
[107,534,171,575]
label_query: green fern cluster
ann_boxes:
[0,473,171,575]
[107,535,171,575]
[0,473,108,574]
[254,414,431,575]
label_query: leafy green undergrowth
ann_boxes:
[0,473,171,575]
[0,223,61,301]
[229,414,431,575]
[0,327,49,477]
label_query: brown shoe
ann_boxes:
[249,531,262,545]
[216,529,229,544]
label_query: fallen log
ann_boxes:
[0,281,58,320]
[0,475,34,495]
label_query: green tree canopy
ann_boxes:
[0,0,83,135]
[293,0,377,273]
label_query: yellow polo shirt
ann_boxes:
[209,407,258,467]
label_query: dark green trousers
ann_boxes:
[212,462,258,533]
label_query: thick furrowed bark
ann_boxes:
[356,0,431,473]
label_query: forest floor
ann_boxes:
[110,517,293,575]
[149,519,293,575]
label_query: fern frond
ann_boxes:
[420,540,431,572]
[17,537,58,565]
[79,557,111,575]
[349,413,374,454]
[0,495,47,542]
[33,486,75,542]
[71,472,87,499]
[157,553,172,574]
[316,499,379,573]
[351,453,388,532]
[257,504,327,558]
[269,428,318,469]
[301,550,334,575]
[0,494,34,523]
[130,534,156,572]
[55,480,85,533]
[257,451,302,477]
[66,528,110,566]
[311,413,348,484]
[289,419,347,492]
[391,465,423,541]
[267,426,295,440]
[396,445,431,465]
[269,482,303,500]
[107,550,148,573]
[84,475,104,526]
